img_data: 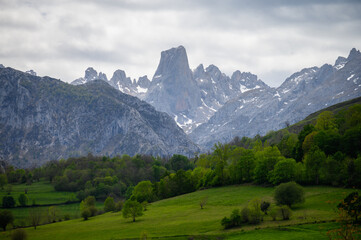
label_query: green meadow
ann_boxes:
[0,183,355,240]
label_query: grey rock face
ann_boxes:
[0,68,199,167]
[71,67,108,85]
[190,48,361,149]
[0,64,4,68]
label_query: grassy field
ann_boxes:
[0,181,77,206]
[0,184,355,240]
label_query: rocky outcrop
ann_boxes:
[0,67,199,167]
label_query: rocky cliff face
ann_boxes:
[190,48,361,148]
[0,67,199,167]
[72,46,267,133]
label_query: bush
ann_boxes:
[279,205,292,220]
[115,201,124,212]
[248,199,263,224]
[88,206,98,216]
[274,181,305,207]
[269,206,280,221]
[221,216,232,229]
[241,207,250,223]
[11,228,27,240]
[0,209,14,231]
[2,196,15,208]
[260,201,270,215]
[104,196,115,212]
[64,214,71,221]
[221,209,242,229]
[18,194,28,207]
[81,208,91,220]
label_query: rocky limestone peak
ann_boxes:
[335,56,347,66]
[98,72,108,81]
[153,45,190,80]
[110,69,132,86]
[193,64,205,77]
[85,67,98,81]
[347,48,361,60]
[0,64,4,68]
[137,76,151,88]
[205,64,222,77]
[26,70,37,76]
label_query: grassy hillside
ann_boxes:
[287,96,361,134]
[1,184,355,240]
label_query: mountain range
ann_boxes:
[72,47,361,149]
[0,67,199,167]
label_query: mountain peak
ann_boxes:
[347,48,361,60]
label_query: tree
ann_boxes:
[81,208,91,220]
[274,181,305,208]
[80,196,97,217]
[270,158,297,185]
[2,195,15,208]
[200,196,208,209]
[279,205,292,220]
[169,154,191,171]
[29,208,42,229]
[18,193,28,207]
[0,209,14,231]
[131,181,155,203]
[104,196,115,212]
[337,192,361,223]
[254,146,283,184]
[0,174,7,189]
[315,111,338,131]
[122,200,143,222]
[47,206,58,223]
[304,146,326,184]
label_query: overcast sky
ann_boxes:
[1,0,361,87]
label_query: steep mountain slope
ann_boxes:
[0,67,199,167]
[190,48,361,148]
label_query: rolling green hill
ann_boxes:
[1,184,355,240]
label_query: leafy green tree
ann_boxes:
[274,181,305,208]
[0,174,7,189]
[18,193,28,207]
[0,209,14,231]
[213,143,230,184]
[81,208,91,220]
[248,198,263,224]
[254,146,283,184]
[315,111,338,131]
[122,200,143,222]
[304,146,326,184]
[2,196,15,208]
[260,201,270,215]
[270,158,297,185]
[131,181,155,203]
[169,154,191,171]
[47,206,58,223]
[104,196,115,212]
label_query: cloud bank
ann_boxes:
[1,0,361,87]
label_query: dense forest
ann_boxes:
[1,104,360,205]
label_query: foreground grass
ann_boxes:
[1,184,354,240]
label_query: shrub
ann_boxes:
[81,208,91,220]
[64,214,71,221]
[18,194,28,207]
[88,206,98,216]
[115,201,124,212]
[104,196,115,212]
[274,181,305,207]
[2,196,15,208]
[221,216,232,229]
[0,209,14,231]
[260,201,270,215]
[221,209,242,229]
[269,206,280,221]
[241,207,250,223]
[248,199,263,224]
[11,228,27,240]
[279,205,292,220]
